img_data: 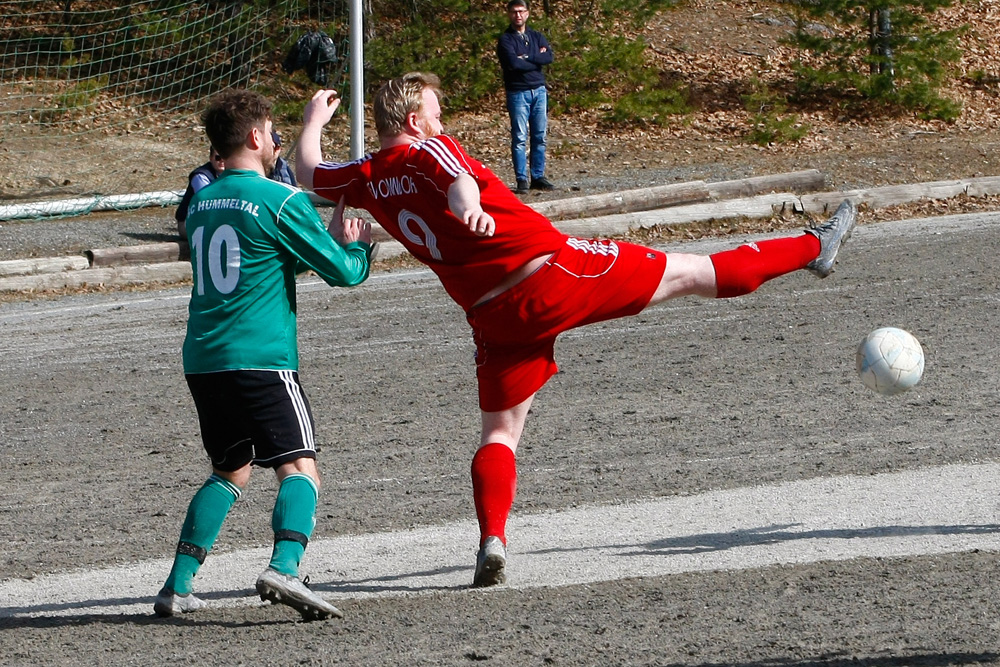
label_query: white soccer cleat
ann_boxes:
[255,568,343,621]
[472,536,507,588]
[153,586,207,617]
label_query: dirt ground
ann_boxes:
[3,2,1000,665]
[2,214,1000,664]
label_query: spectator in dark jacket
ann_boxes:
[497,0,555,194]
[175,148,224,238]
[269,130,297,186]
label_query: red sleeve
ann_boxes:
[312,159,367,206]
[405,136,483,196]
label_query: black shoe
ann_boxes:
[513,179,529,194]
[530,177,555,191]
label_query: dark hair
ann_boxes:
[201,89,272,160]
[507,0,528,10]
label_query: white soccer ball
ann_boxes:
[856,327,925,396]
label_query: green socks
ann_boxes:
[164,474,241,595]
[162,472,318,591]
[268,473,319,578]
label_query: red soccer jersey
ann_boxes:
[312,135,567,311]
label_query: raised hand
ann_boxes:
[303,89,341,129]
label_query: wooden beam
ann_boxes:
[707,169,825,199]
[557,193,796,234]
[529,181,711,221]
[87,242,188,267]
[0,262,193,292]
[792,176,1000,214]
[0,255,89,277]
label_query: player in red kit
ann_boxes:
[297,72,856,587]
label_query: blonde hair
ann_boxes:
[373,72,442,138]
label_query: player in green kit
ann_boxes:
[153,89,374,621]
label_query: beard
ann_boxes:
[416,118,440,138]
[262,146,278,174]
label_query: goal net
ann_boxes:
[0,0,351,220]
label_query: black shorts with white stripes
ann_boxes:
[185,369,318,472]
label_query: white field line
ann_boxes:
[2,462,999,618]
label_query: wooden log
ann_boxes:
[794,175,1000,215]
[370,225,395,243]
[87,242,188,267]
[365,172,821,239]
[110,262,193,284]
[0,255,89,277]
[0,262,192,292]
[707,169,825,199]
[556,193,796,235]
[371,240,407,259]
[965,175,1000,197]
[529,181,711,221]
[324,170,825,237]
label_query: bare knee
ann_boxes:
[480,395,535,452]
[214,464,251,490]
[647,253,717,306]
[275,457,320,488]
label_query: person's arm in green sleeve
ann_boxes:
[280,193,372,287]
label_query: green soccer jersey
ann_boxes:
[182,169,371,374]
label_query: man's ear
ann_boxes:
[404,111,421,136]
[247,126,264,150]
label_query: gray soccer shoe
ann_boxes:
[153,586,207,617]
[472,536,507,588]
[255,568,343,621]
[804,198,857,278]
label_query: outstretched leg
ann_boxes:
[647,199,857,306]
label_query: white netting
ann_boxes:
[0,0,350,218]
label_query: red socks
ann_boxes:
[471,442,517,547]
[710,234,820,298]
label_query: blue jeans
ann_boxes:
[506,86,548,182]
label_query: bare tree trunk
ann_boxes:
[364,0,375,42]
[869,8,895,80]
[878,9,894,78]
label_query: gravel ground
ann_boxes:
[4,2,1000,661]
[1,212,999,664]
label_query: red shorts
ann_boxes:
[466,238,666,412]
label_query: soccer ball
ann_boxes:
[856,327,924,396]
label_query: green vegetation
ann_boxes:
[782,0,964,120]
[56,76,108,111]
[353,0,966,129]
[3,1,971,134]
[361,0,686,125]
[742,79,809,146]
